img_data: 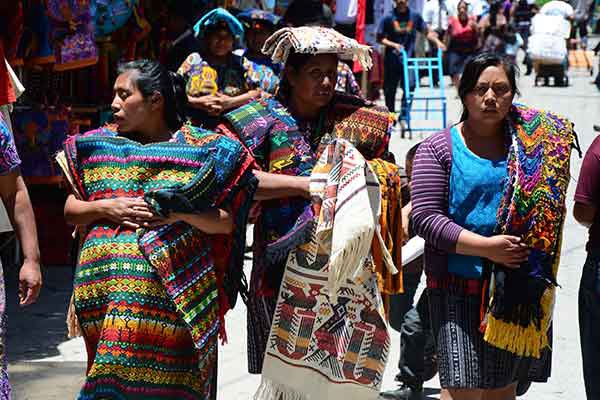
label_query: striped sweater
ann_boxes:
[411,128,465,279]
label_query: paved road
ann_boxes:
[6,49,600,399]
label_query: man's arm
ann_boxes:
[574,202,596,228]
[0,172,41,305]
[574,137,600,229]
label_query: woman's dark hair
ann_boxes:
[456,0,469,10]
[489,0,502,27]
[117,59,188,131]
[458,52,520,121]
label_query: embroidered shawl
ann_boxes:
[222,94,394,289]
[255,139,391,400]
[61,124,257,348]
[482,104,575,358]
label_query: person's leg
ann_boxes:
[481,383,517,400]
[400,64,416,121]
[380,275,422,399]
[580,21,589,50]
[384,64,402,114]
[427,39,441,87]
[388,273,420,332]
[397,289,429,385]
[441,388,484,400]
[578,250,600,400]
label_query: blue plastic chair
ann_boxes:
[400,48,447,138]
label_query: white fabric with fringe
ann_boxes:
[254,139,389,400]
[262,27,373,70]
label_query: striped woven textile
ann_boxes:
[482,104,576,358]
[369,158,404,296]
[61,124,256,399]
[222,93,396,374]
[255,139,390,400]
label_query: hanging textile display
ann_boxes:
[18,0,56,65]
[91,0,136,37]
[47,0,99,71]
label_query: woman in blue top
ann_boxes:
[412,53,560,400]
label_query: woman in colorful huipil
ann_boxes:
[217,26,401,377]
[58,60,256,400]
[411,53,576,400]
[178,8,279,129]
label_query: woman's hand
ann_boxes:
[483,235,530,268]
[98,197,156,229]
[217,90,261,112]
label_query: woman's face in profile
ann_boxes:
[464,65,514,124]
[111,71,153,134]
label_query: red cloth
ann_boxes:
[447,16,478,51]
[0,42,16,106]
[353,0,366,73]
[575,135,600,251]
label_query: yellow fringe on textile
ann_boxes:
[484,235,563,358]
[483,286,555,358]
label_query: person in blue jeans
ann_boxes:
[377,0,446,121]
[574,133,600,400]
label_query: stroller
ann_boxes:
[527,3,573,86]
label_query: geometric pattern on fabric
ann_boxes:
[483,104,576,358]
[255,140,389,400]
[224,95,395,376]
[61,125,255,399]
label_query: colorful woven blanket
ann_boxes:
[63,124,256,350]
[255,140,391,400]
[482,104,575,358]
[224,94,394,270]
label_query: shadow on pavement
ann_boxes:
[10,361,85,400]
[5,264,74,362]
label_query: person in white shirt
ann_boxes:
[422,0,450,85]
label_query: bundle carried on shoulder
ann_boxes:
[482,104,576,358]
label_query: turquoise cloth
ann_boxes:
[447,126,507,278]
[193,8,244,44]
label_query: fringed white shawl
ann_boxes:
[255,139,391,400]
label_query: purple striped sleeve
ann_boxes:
[411,132,463,253]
